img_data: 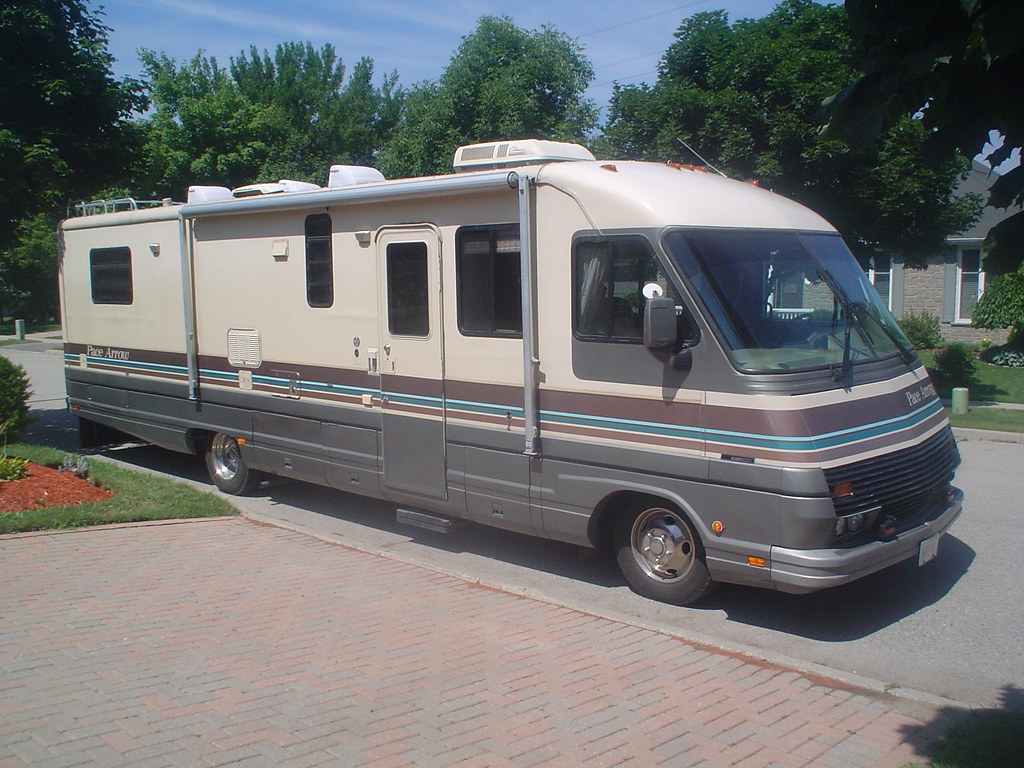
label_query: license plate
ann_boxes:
[918,534,941,566]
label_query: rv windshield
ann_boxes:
[664,229,914,374]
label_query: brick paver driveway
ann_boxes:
[2,518,944,767]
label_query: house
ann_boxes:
[868,161,1017,345]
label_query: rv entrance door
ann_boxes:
[376,227,447,499]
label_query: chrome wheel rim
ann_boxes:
[210,434,241,482]
[630,507,696,583]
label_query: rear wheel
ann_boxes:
[204,433,260,495]
[614,500,715,605]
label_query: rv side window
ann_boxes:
[305,214,333,308]
[456,225,522,337]
[386,242,429,337]
[574,237,678,343]
[89,247,133,305]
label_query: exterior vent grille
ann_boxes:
[452,139,595,171]
[824,427,960,528]
[227,328,262,369]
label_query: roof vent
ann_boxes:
[453,139,595,172]
[231,179,320,198]
[187,186,233,204]
[328,165,386,188]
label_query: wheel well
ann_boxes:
[589,491,687,553]
[186,429,215,456]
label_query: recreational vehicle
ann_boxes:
[59,139,962,605]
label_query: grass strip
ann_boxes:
[945,407,1024,434]
[1,443,237,534]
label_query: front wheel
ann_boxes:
[204,433,260,495]
[614,500,715,605]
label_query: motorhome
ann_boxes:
[59,139,962,605]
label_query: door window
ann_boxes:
[386,242,429,337]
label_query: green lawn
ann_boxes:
[1,444,236,534]
[945,407,1024,434]
[919,351,1024,404]
[928,709,1024,768]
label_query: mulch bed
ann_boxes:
[0,462,112,512]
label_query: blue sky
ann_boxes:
[99,0,782,112]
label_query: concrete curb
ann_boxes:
[952,426,1024,443]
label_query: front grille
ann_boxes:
[824,427,960,528]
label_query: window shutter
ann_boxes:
[891,258,905,319]
[941,259,957,323]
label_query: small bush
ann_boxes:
[0,356,33,441]
[0,453,28,481]
[60,455,91,479]
[934,342,977,384]
[898,312,944,349]
[984,347,1024,368]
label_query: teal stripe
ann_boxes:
[65,356,942,453]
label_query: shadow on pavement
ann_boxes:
[698,534,975,641]
[898,684,1024,766]
[31,409,971,639]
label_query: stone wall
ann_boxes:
[898,258,1010,346]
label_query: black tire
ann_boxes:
[613,499,715,606]
[204,433,260,495]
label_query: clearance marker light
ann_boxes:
[711,521,724,535]
[236,438,246,445]
[747,556,766,568]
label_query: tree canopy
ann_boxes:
[603,0,979,267]
[0,0,143,248]
[824,0,1024,274]
[138,43,401,198]
[379,16,597,179]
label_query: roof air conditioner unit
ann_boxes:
[453,139,595,172]
[187,186,233,204]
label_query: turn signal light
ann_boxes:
[832,481,854,498]
[747,556,766,568]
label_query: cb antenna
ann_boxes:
[676,137,726,177]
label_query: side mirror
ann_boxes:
[644,296,678,350]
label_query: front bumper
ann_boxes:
[769,486,964,594]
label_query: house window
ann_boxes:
[456,225,521,337]
[90,247,133,304]
[956,248,985,322]
[867,255,892,310]
[305,214,333,308]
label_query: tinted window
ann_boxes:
[457,225,521,337]
[387,242,429,336]
[574,237,677,342]
[90,247,133,304]
[305,214,333,307]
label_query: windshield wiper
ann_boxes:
[816,269,855,383]
[855,300,917,365]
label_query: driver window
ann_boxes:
[574,236,683,343]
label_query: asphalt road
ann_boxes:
[6,343,1024,711]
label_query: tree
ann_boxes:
[972,266,1024,344]
[603,0,980,267]
[138,43,401,199]
[0,0,143,322]
[824,0,1024,274]
[0,0,143,244]
[0,213,59,323]
[379,16,597,179]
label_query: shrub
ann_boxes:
[0,356,32,442]
[934,342,977,384]
[898,312,943,349]
[984,347,1024,368]
[0,453,29,481]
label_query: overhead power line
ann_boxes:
[580,0,712,38]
